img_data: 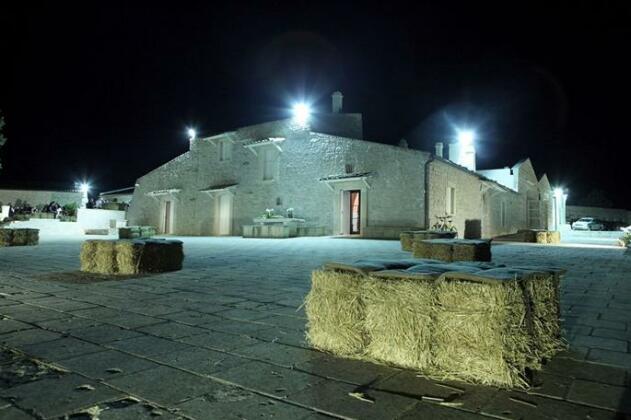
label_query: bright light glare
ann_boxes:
[187,128,196,140]
[292,103,311,124]
[79,183,90,194]
[457,130,475,145]
[553,187,564,198]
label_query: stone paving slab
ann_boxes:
[1,236,631,418]
[0,373,123,419]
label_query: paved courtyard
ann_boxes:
[1,236,630,419]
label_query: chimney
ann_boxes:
[448,142,460,162]
[331,91,343,113]
[435,142,443,157]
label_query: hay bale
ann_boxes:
[429,242,453,262]
[431,274,531,388]
[535,232,548,244]
[115,240,144,275]
[452,240,492,262]
[305,270,367,356]
[362,275,434,370]
[26,229,39,245]
[140,239,183,272]
[400,232,415,251]
[412,240,432,258]
[522,271,565,363]
[80,240,99,272]
[118,227,136,239]
[11,229,30,246]
[0,229,13,247]
[92,241,118,274]
[547,231,560,244]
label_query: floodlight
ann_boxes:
[292,103,311,125]
[79,182,90,194]
[187,128,196,140]
[553,187,564,198]
[457,130,475,145]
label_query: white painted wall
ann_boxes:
[77,208,126,230]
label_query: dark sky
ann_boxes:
[1,2,630,207]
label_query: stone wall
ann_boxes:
[0,189,82,208]
[127,118,430,236]
[567,205,631,224]
[427,158,532,238]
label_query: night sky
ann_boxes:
[1,2,630,207]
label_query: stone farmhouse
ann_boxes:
[127,92,564,238]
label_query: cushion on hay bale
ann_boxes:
[324,259,422,275]
[305,270,367,355]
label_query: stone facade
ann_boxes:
[127,117,430,237]
[128,106,555,239]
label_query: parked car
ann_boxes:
[621,225,631,233]
[571,217,605,231]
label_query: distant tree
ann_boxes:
[581,188,613,208]
[0,110,6,171]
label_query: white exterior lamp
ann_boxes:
[79,182,90,208]
[292,103,311,126]
[187,128,196,141]
[456,129,477,171]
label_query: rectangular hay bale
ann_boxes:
[452,241,492,262]
[547,231,560,244]
[412,240,432,258]
[399,232,415,252]
[79,240,99,272]
[431,275,531,388]
[0,229,13,247]
[429,242,453,262]
[361,275,433,370]
[305,270,366,356]
[114,240,144,275]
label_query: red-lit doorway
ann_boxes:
[349,190,361,234]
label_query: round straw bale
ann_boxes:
[305,270,367,356]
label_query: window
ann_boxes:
[262,148,277,181]
[446,186,456,215]
[219,141,232,161]
[345,163,354,174]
